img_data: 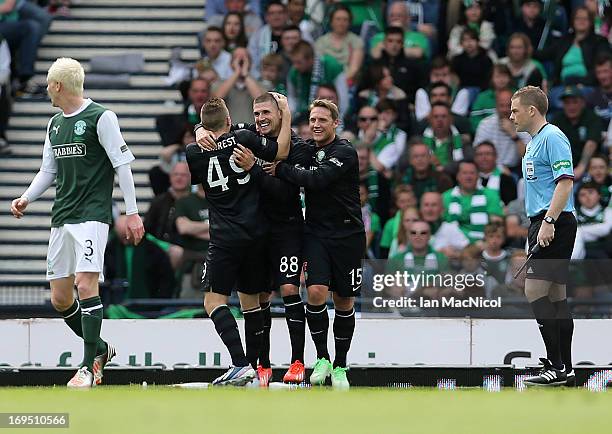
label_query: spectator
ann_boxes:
[388,220,448,295]
[370,1,430,60]
[473,141,517,205]
[0,0,51,96]
[474,88,530,174]
[586,53,612,130]
[287,0,319,42]
[447,0,495,59]
[104,215,175,299]
[185,77,211,126]
[175,183,210,291]
[415,56,470,121]
[286,40,348,120]
[194,59,220,85]
[295,114,311,140]
[357,144,390,223]
[248,0,288,79]
[481,222,510,297]
[370,26,427,104]
[279,24,302,78]
[450,28,493,90]
[260,53,286,94]
[379,184,417,258]
[512,0,547,51]
[388,206,421,258]
[315,83,343,132]
[422,191,469,260]
[221,12,248,52]
[499,32,547,90]
[422,102,466,172]
[551,84,602,180]
[360,182,381,257]
[414,82,473,136]
[576,154,612,207]
[144,162,191,269]
[442,160,504,244]
[399,142,454,202]
[575,182,612,258]
[536,6,610,86]
[314,4,364,84]
[372,100,407,172]
[0,36,10,155]
[201,26,233,81]
[212,47,267,124]
[148,125,193,196]
[205,0,262,39]
[355,63,410,131]
[454,244,486,298]
[470,64,513,132]
[490,250,529,308]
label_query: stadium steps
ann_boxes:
[0,0,203,298]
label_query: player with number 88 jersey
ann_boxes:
[186,96,291,386]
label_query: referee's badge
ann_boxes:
[525,160,535,180]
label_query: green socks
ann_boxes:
[78,296,104,370]
[61,299,108,357]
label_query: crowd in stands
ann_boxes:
[139,0,612,307]
[5,0,612,308]
[0,0,72,155]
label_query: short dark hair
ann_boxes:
[460,27,480,42]
[430,56,450,71]
[430,101,451,112]
[385,26,404,37]
[579,182,600,193]
[253,92,280,109]
[206,26,224,37]
[266,0,286,12]
[330,4,353,24]
[376,99,397,113]
[595,52,612,68]
[474,141,497,154]
[200,97,229,131]
[430,81,451,95]
[282,24,301,33]
[458,159,477,172]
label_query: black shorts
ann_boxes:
[527,211,577,284]
[266,223,303,290]
[303,231,366,297]
[202,238,268,296]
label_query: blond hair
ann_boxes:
[200,97,229,131]
[47,58,85,96]
[512,86,548,116]
[309,98,339,121]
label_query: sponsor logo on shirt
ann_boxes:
[120,145,129,153]
[552,160,571,171]
[53,143,86,159]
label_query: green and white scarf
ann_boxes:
[576,205,605,225]
[423,125,463,166]
[373,125,400,155]
[478,168,501,192]
[446,186,489,241]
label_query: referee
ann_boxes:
[510,86,576,387]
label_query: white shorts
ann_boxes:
[46,221,109,282]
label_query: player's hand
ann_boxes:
[125,213,145,245]
[10,197,28,219]
[270,92,289,111]
[233,144,255,171]
[196,128,217,151]
[263,161,279,176]
[537,221,555,248]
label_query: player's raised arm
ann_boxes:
[272,92,291,161]
[97,110,144,245]
[11,122,57,219]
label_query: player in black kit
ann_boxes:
[270,99,365,389]
[196,93,312,386]
[185,96,291,386]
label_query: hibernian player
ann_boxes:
[10,58,145,388]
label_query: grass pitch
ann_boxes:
[0,386,610,434]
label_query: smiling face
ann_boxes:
[253,99,281,136]
[309,106,338,145]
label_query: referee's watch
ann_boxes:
[543,216,556,225]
